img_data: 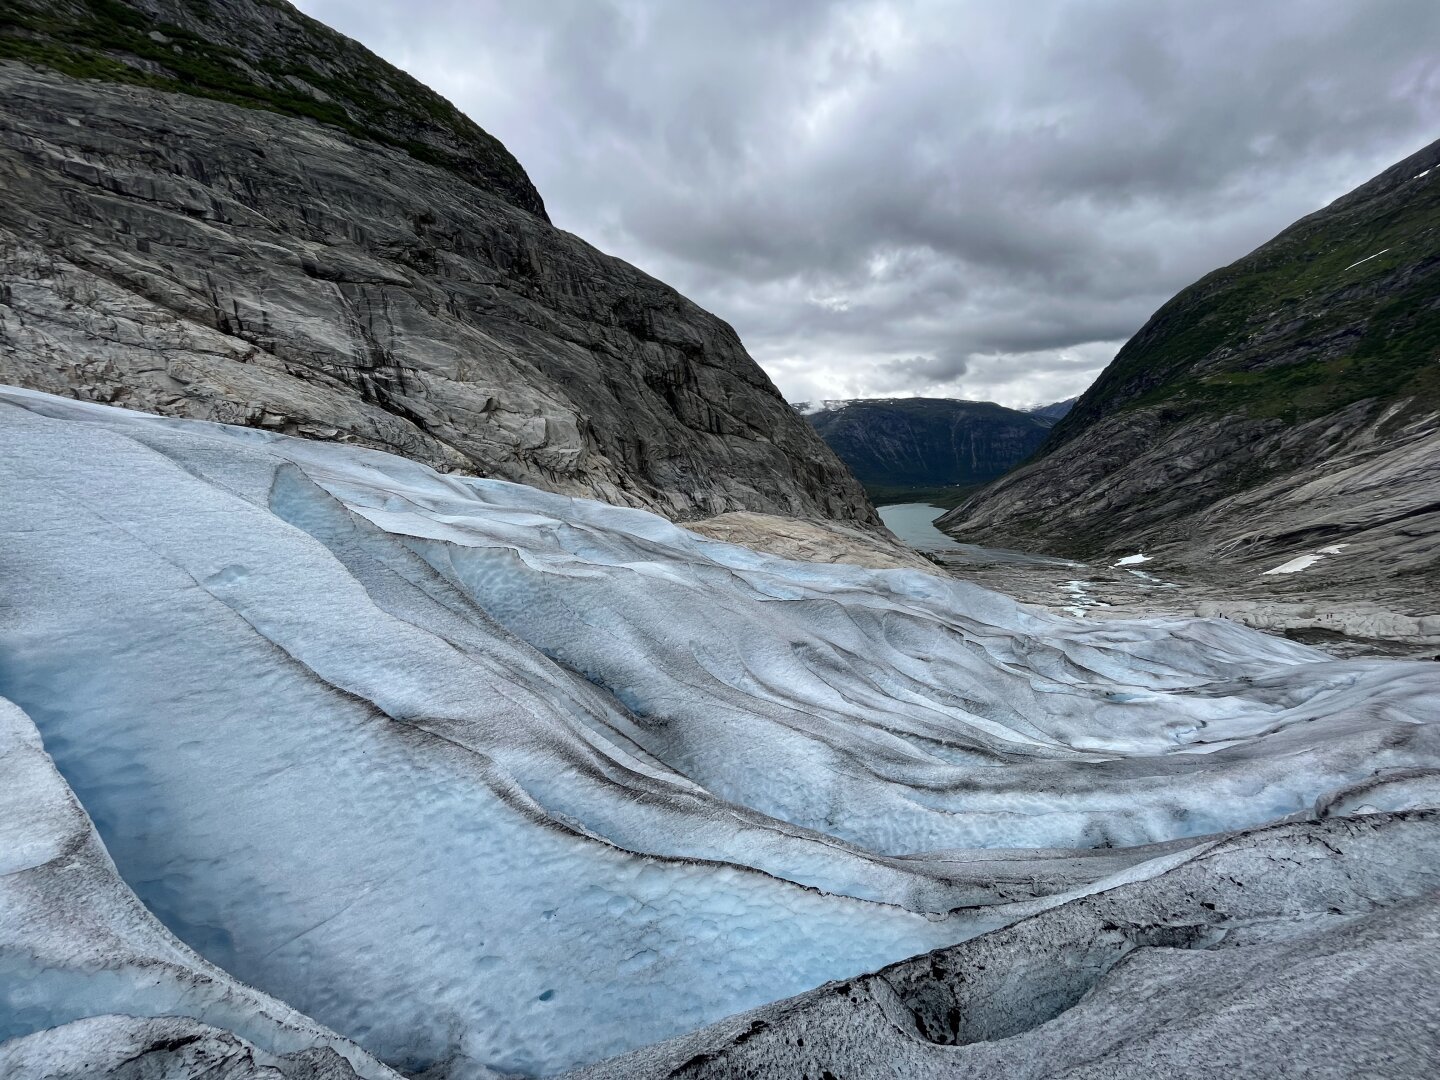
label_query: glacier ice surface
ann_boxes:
[0,695,401,1079]
[2,385,1439,1076]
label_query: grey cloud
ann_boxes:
[297,0,1440,405]
[884,352,971,385]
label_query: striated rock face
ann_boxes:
[0,2,873,524]
[1,0,548,221]
[941,138,1440,593]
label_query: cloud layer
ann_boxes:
[296,0,1440,406]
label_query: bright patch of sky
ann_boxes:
[296,0,1440,408]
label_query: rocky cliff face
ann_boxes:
[0,1,874,523]
[2,0,548,220]
[802,397,1055,502]
[941,139,1440,592]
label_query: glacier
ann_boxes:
[2,385,1439,1078]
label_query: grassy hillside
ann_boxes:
[1048,139,1440,451]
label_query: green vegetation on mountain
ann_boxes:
[0,0,547,218]
[1048,145,1440,451]
[943,138,1440,592]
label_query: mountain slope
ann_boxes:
[0,0,547,219]
[0,1,873,524]
[801,397,1055,503]
[940,139,1440,586]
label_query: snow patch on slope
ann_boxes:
[1263,544,1349,574]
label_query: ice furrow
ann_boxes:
[3,386,1439,1077]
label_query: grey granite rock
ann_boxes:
[2,0,549,222]
[941,398,1439,584]
[0,57,872,524]
[684,511,941,572]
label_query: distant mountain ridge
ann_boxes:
[798,397,1058,504]
[941,138,1440,591]
[1027,395,1078,421]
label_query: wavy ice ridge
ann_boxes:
[2,385,1439,1077]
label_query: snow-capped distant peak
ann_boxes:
[791,399,863,416]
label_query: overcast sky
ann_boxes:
[296,0,1440,408]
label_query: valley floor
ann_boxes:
[879,504,1438,659]
[934,547,1439,660]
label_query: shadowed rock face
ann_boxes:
[941,139,1440,591]
[0,3,874,524]
[802,397,1056,500]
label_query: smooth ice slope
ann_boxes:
[2,385,1440,1076]
[0,696,400,1080]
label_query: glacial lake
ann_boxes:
[877,503,963,551]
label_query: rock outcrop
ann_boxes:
[0,0,873,523]
[940,139,1440,595]
[685,511,940,572]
